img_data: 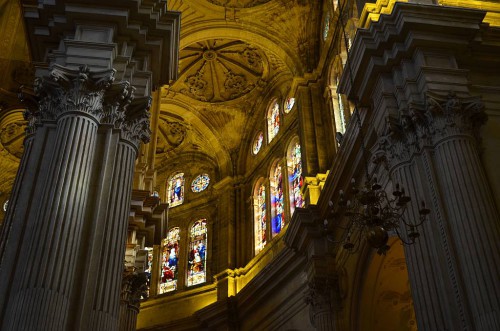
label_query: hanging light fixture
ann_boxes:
[324,0,430,255]
[326,177,430,255]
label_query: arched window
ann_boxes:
[254,181,267,255]
[284,97,295,114]
[167,173,185,207]
[159,227,180,294]
[267,100,280,143]
[191,174,210,193]
[252,131,264,155]
[323,12,330,41]
[335,76,347,134]
[288,140,304,215]
[144,247,153,296]
[270,162,285,237]
[187,219,207,287]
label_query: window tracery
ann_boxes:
[191,174,210,193]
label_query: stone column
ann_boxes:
[305,277,336,331]
[374,92,500,330]
[119,270,149,331]
[0,64,151,331]
[285,208,339,331]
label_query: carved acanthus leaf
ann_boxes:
[373,92,487,168]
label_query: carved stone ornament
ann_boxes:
[120,97,153,145]
[34,65,115,121]
[122,270,149,309]
[176,39,265,102]
[25,65,152,147]
[206,0,271,8]
[304,280,333,326]
[372,91,487,168]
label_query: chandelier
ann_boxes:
[326,177,430,255]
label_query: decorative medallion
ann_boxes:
[176,39,265,102]
[191,174,210,192]
[206,0,271,8]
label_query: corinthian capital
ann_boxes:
[372,91,487,169]
[35,65,115,121]
[119,96,152,147]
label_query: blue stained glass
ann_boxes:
[159,228,180,294]
[288,142,304,215]
[253,132,264,155]
[191,174,210,193]
[255,183,266,254]
[285,97,295,113]
[267,100,280,142]
[271,163,284,236]
[187,219,207,287]
[168,173,184,207]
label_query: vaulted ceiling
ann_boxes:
[155,0,321,181]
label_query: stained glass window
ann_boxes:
[284,97,295,114]
[168,173,184,207]
[336,77,347,134]
[267,100,280,143]
[254,182,267,255]
[253,132,264,155]
[144,247,153,297]
[187,219,207,287]
[159,227,180,294]
[288,141,304,215]
[191,174,210,193]
[323,12,330,41]
[271,163,285,236]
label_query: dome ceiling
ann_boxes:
[174,39,266,103]
[206,0,271,8]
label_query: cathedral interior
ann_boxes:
[0,0,499,330]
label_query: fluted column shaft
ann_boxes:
[87,140,138,330]
[432,136,500,329]
[377,92,500,331]
[0,64,152,331]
